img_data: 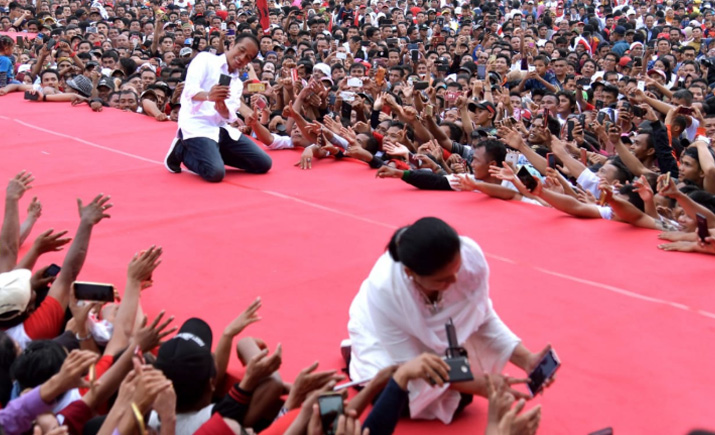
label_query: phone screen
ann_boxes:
[341,101,352,119]
[517,166,538,192]
[73,282,116,302]
[567,120,575,141]
[477,64,486,79]
[318,394,343,435]
[527,349,560,395]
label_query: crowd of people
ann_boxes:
[2,0,715,432]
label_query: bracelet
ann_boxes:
[75,332,91,342]
[131,402,147,435]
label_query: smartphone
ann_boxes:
[43,263,61,278]
[24,91,40,101]
[677,107,694,115]
[632,106,646,117]
[247,82,266,93]
[360,40,370,47]
[219,74,232,87]
[445,91,459,102]
[408,153,422,168]
[339,91,355,102]
[221,22,227,30]
[386,37,398,46]
[413,80,429,90]
[527,65,536,72]
[73,282,116,302]
[87,26,98,33]
[191,38,201,51]
[46,38,56,50]
[438,16,444,25]
[696,213,710,243]
[336,52,347,60]
[347,77,363,87]
[521,57,528,71]
[425,104,434,117]
[505,152,519,167]
[255,95,267,110]
[517,166,538,192]
[318,393,344,435]
[567,119,575,141]
[637,80,645,91]
[411,49,419,62]
[16,36,24,50]
[477,64,486,79]
[543,107,550,120]
[595,100,604,110]
[576,77,590,87]
[407,43,419,50]
[341,101,352,119]
[547,153,556,169]
[597,111,606,124]
[527,348,561,396]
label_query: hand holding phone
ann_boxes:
[318,393,343,435]
[696,213,710,243]
[527,348,560,396]
[73,282,116,302]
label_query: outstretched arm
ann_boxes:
[49,194,112,310]
[0,172,34,273]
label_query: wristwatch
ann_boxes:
[75,332,92,342]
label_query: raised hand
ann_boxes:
[132,310,177,352]
[27,197,42,219]
[32,229,72,254]
[285,361,344,410]
[633,175,654,202]
[208,84,230,102]
[127,245,162,285]
[239,343,283,391]
[223,297,262,338]
[383,142,410,159]
[77,194,112,225]
[7,171,34,201]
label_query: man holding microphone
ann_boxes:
[164,33,272,182]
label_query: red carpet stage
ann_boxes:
[1,94,714,434]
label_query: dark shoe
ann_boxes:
[164,138,182,173]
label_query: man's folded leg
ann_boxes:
[181,136,226,182]
[219,130,273,174]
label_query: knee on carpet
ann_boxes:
[251,157,272,174]
[201,165,226,182]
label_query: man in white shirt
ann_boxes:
[164,33,272,182]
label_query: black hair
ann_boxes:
[387,217,461,276]
[608,156,634,184]
[11,340,66,391]
[0,331,16,407]
[618,184,645,212]
[475,138,507,166]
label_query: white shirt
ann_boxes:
[348,237,520,423]
[178,52,243,142]
[148,405,213,435]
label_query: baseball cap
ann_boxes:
[155,318,216,388]
[314,63,331,77]
[66,75,93,98]
[614,25,626,35]
[619,56,632,67]
[476,100,496,114]
[179,47,193,57]
[647,69,667,80]
[97,76,115,91]
[0,269,32,320]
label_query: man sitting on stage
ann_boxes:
[164,33,272,182]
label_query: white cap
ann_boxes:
[0,269,32,320]
[314,63,331,77]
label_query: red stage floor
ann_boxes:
[2,94,714,434]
